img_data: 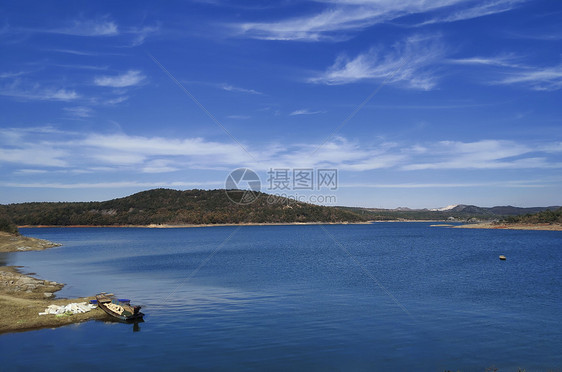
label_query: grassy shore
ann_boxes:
[0,232,107,334]
[0,231,62,252]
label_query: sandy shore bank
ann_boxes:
[0,233,108,334]
[0,231,62,253]
[453,223,562,231]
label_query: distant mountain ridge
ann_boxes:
[343,204,561,221]
[435,204,561,216]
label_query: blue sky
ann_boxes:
[1,0,561,208]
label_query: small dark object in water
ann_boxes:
[96,293,143,321]
[499,255,506,260]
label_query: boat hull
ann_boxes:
[96,294,144,322]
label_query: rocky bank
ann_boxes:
[0,232,107,334]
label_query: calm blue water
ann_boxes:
[0,223,560,371]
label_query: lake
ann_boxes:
[0,223,560,370]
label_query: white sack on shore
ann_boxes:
[38,302,96,315]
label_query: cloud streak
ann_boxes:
[402,140,562,170]
[234,0,526,41]
[289,109,326,116]
[2,128,560,177]
[63,106,93,118]
[0,181,223,189]
[222,84,263,95]
[418,0,526,25]
[94,70,146,88]
[447,54,522,68]
[309,34,445,90]
[39,18,119,37]
[495,64,562,91]
[0,82,79,101]
[128,24,159,46]
[450,55,562,91]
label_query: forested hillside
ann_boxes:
[3,189,366,226]
[501,208,562,224]
[0,205,19,235]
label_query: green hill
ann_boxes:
[501,208,562,224]
[3,189,367,226]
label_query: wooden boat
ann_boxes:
[499,255,506,260]
[96,293,144,321]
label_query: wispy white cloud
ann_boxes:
[222,84,263,95]
[539,142,562,153]
[142,159,180,173]
[447,54,522,68]
[128,24,159,46]
[309,34,445,89]
[401,140,562,170]
[45,17,118,36]
[68,133,249,172]
[91,151,146,166]
[19,17,158,46]
[419,0,526,25]
[0,71,29,79]
[0,181,223,189]
[495,64,562,91]
[0,145,69,167]
[63,106,93,118]
[94,70,145,88]
[53,64,109,71]
[0,127,74,168]
[47,49,106,56]
[1,128,561,178]
[234,0,526,41]
[253,138,406,171]
[14,169,49,175]
[0,81,80,101]
[341,180,548,188]
[104,96,129,105]
[289,109,326,116]
[451,55,562,91]
[505,31,562,41]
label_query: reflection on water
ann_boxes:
[0,252,14,267]
[0,224,560,370]
[97,318,144,333]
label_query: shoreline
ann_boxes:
[0,231,62,253]
[453,222,562,231]
[15,220,562,232]
[0,232,107,334]
[18,221,375,229]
